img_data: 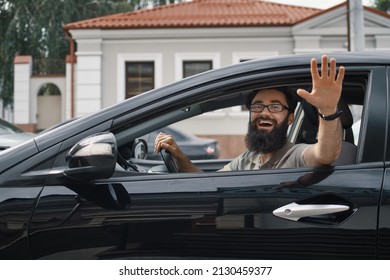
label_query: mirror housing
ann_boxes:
[133,139,147,159]
[64,132,117,181]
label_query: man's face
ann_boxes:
[245,89,294,153]
[249,89,293,131]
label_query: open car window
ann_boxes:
[112,69,367,175]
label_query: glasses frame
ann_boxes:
[249,103,289,113]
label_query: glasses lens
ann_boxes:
[269,104,283,112]
[250,104,264,112]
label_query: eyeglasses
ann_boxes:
[249,103,289,113]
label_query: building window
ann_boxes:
[125,62,154,98]
[183,61,212,78]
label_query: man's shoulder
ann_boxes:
[277,142,310,168]
[288,143,310,153]
[275,142,307,157]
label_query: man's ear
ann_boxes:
[288,113,294,125]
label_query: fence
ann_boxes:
[32,58,66,76]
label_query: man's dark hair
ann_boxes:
[245,87,297,113]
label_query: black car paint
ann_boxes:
[0,52,389,259]
[21,167,381,259]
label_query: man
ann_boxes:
[154,55,345,172]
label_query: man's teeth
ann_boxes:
[259,120,274,126]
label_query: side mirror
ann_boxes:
[133,139,147,159]
[64,132,117,181]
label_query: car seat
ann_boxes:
[300,98,357,165]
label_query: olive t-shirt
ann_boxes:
[221,142,309,171]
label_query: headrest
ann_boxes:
[301,98,354,129]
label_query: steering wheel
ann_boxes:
[160,149,179,173]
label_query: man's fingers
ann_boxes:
[165,143,178,156]
[155,132,177,154]
[321,55,329,77]
[313,55,344,84]
[329,58,337,80]
[336,66,345,84]
[154,141,162,153]
[296,88,311,102]
[155,132,168,153]
[310,58,320,80]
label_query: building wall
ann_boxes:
[70,27,294,112]
[13,56,67,132]
[13,56,33,131]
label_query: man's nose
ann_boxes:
[252,111,271,122]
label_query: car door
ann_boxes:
[29,163,381,259]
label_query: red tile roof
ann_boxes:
[64,0,321,30]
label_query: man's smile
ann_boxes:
[255,118,276,131]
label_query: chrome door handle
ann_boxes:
[273,202,350,221]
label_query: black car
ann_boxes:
[0,52,389,260]
[141,126,220,160]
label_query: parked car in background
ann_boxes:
[41,120,220,160]
[0,118,34,151]
[141,126,220,160]
[1,52,390,260]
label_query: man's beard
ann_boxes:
[245,116,289,154]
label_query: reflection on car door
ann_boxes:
[29,166,381,259]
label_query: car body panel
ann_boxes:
[28,166,381,259]
[0,185,43,259]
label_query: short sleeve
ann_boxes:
[277,143,310,168]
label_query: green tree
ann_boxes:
[373,0,390,13]
[0,0,182,115]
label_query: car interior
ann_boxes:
[113,72,367,175]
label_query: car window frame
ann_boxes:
[114,69,374,169]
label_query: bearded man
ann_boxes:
[154,55,345,172]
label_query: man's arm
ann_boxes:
[297,55,345,167]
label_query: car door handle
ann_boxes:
[273,202,350,222]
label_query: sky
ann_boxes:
[261,0,374,9]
